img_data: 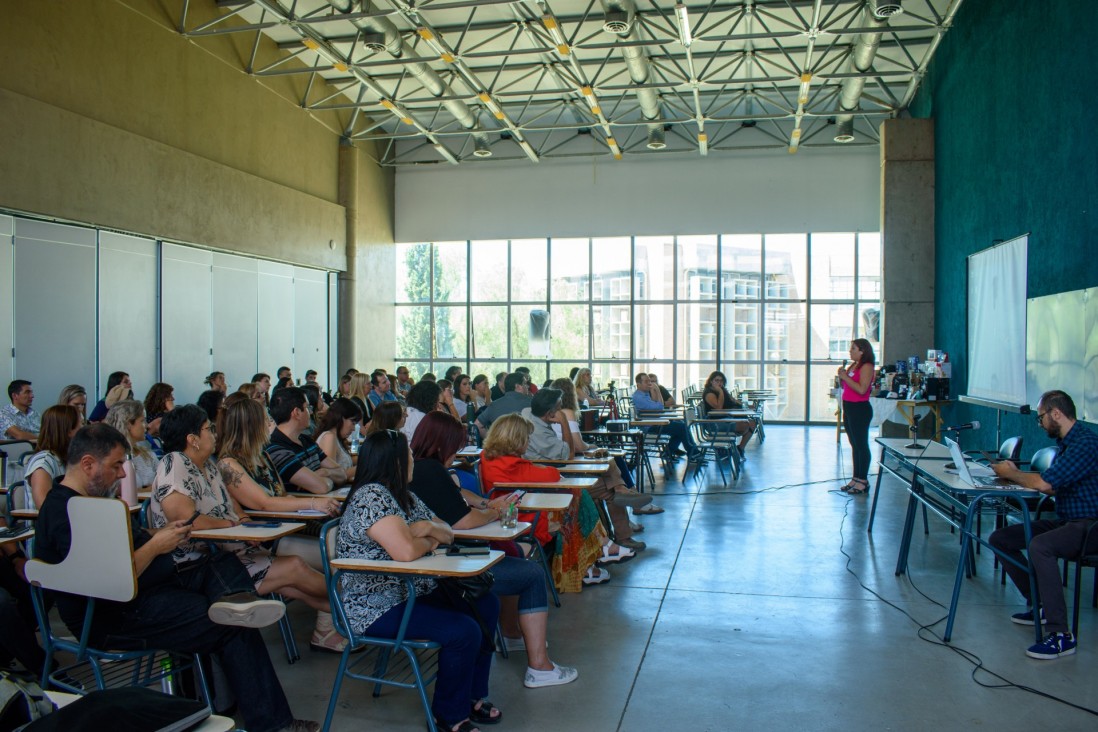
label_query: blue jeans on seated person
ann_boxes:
[657,420,696,455]
[98,553,294,732]
[365,588,500,726]
[614,456,635,488]
[490,556,547,614]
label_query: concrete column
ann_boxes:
[880,118,935,365]
[338,139,359,375]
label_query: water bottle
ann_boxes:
[119,458,138,507]
[160,657,174,695]
[349,425,360,455]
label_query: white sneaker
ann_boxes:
[208,593,285,628]
[524,663,579,688]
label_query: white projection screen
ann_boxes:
[966,235,1028,408]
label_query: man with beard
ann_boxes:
[988,390,1098,660]
[34,423,319,732]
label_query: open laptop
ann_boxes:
[944,436,1021,488]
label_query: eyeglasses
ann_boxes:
[1035,410,1048,425]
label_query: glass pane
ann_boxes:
[395,305,431,358]
[634,303,674,360]
[510,239,547,302]
[809,364,843,422]
[551,304,589,360]
[764,233,807,300]
[858,302,882,347]
[510,310,531,359]
[397,362,431,382]
[433,241,467,303]
[592,301,631,360]
[591,362,633,395]
[433,306,467,359]
[548,362,587,387]
[469,362,508,388]
[673,364,708,398]
[591,237,632,302]
[764,363,806,420]
[678,235,718,301]
[764,302,807,361]
[725,363,761,394]
[720,303,760,362]
[810,232,856,299]
[810,304,854,361]
[678,303,717,363]
[396,243,431,303]
[511,361,548,387]
[470,240,508,302]
[470,306,509,359]
[634,236,673,300]
[550,238,589,301]
[858,232,882,300]
[720,234,762,299]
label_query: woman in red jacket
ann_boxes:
[480,414,614,591]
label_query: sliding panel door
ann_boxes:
[0,215,12,385]
[212,253,259,393]
[99,232,158,399]
[293,266,328,382]
[161,244,212,404]
[257,261,294,378]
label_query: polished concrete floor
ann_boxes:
[269,426,1098,731]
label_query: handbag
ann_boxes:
[437,570,496,645]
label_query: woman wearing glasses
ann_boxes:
[339,429,503,732]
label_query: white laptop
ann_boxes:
[944,436,1021,489]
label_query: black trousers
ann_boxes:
[842,400,873,481]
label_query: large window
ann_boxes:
[394,233,881,422]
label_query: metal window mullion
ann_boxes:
[804,232,812,425]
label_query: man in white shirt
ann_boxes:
[1,380,40,442]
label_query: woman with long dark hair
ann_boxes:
[701,370,755,459]
[339,430,502,732]
[838,338,876,494]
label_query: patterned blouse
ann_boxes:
[150,451,272,586]
[336,483,437,634]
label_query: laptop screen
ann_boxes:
[944,436,978,486]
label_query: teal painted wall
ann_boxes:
[912,0,1098,452]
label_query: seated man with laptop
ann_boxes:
[987,390,1098,660]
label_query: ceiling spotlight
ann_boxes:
[647,127,667,150]
[473,137,493,157]
[834,118,855,143]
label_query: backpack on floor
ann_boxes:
[0,671,55,731]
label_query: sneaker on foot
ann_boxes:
[1026,632,1076,659]
[208,593,285,628]
[1011,608,1044,626]
[524,663,579,688]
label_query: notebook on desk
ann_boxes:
[944,437,1021,489]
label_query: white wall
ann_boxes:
[395,147,880,242]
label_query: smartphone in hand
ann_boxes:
[183,510,201,526]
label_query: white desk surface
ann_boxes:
[12,504,140,520]
[331,549,503,577]
[190,522,306,542]
[247,509,332,520]
[875,437,952,461]
[544,462,610,475]
[452,520,531,541]
[288,486,351,502]
[493,476,598,489]
[916,460,1039,497]
[517,493,573,512]
[0,527,34,546]
[457,447,483,457]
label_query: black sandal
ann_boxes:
[469,699,502,725]
[435,715,480,732]
[847,479,869,495]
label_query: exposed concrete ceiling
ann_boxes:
[180,0,961,166]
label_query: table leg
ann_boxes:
[868,461,885,533]
[894,485,921,576]
[944,501,983,642]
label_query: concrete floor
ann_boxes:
[267,426,1098,731]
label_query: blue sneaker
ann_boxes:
[1025,632,1076,659]
[1011,608,1044,626]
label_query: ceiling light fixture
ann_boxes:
[675,4,692,47]
[473,137,493,157]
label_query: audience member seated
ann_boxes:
[437,379,462,422]
[452,375,474,422]
[443,365,462,384]
[367,400,407,436]
[196,389,225,424]
[346,372,374,424]
[88,371,132,423]
[143,382,175,457]
[408,412,579,689]
[237,382,260,402]
[104,400,159,492]
[367,371,399,408]
[701,370,755,459]
[265,388,352,492]
[150,405,342,652]
[480,414,610,590]
[394,366,414,401]
[205,371,228,393]
[56,384,88,425]
[2,379,41,441]
[277,366,292,383]
[632,373,701,462]
[34,423,316,732]
[489,372,507,401]
[252,373,272,408]
[337,374,353,398]
[523,388,648,553]
[24,404,80,509]
[339,430,501,732]
[475,373,531,435]
[275,376,294,392]
[304,369,319,388]
[315,398,363,478]
[216,395,345,651]
[472,374,492,414]
[0,522,46,675]
[301,383,327,433]
[572,368,606,407]
[402,380,442,442]
[647,374,676,408]
[420,372,438,383]
[514,367,537,395]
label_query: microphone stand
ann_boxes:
[905,413,924,450]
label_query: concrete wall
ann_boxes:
[0,0,395,365]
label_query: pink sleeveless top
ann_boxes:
[842,363,872,403]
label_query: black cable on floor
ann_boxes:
[836,493,1098,718]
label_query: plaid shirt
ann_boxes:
[1042,421,1098,520]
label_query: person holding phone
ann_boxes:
[408,411,578,689]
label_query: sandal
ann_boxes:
[839,481,858,493]
[435,716,480,732]
[597,543,636,565]
[632,504,665,515]
[847,479,870,495]
[470,699,502,725]
[583,566,611,585]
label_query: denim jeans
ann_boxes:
[366,588,500,726]
[99,553,294,732]
[490,556,547,614]
[657,420,696,454]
